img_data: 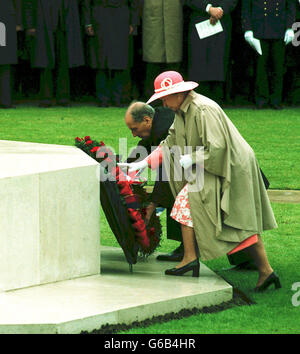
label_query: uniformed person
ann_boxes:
[242,0,296,109]
[284,0,300,105]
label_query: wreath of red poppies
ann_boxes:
[75,136,161,256]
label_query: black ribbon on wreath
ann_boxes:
[99,164,139,267]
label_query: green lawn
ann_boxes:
[1,105,299,189]
[1,105,300,334]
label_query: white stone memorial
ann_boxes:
[0,140,100,291]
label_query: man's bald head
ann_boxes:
[126,101,155,122]
[125,101,155,139]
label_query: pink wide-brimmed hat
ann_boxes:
[147,71,199,104]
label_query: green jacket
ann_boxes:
[142,0,183,63]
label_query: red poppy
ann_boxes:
[85,136,91,142]
[132,220,146,232]
[123,195,138,204]
[86,140,93,145]
[118,184,133,196]
[149,227,155,236]
[90,146,100,153]
[128,209,140,220]
[75,137,82,142]
[135,230,150,248]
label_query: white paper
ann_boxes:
[195,19,223,39]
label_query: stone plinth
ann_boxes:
[0,247,233,334]
[0,140,100,291]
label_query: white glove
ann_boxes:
[244,30,254,43]
[117,159,148,174]
[179,154,193,170]
[284,29,294,45]
[244,30,262,55]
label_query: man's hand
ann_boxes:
[244,30,254,44]
[85,25,95,36]
[209,7,223,20]
[244,30,262,54]
[118,159,148,174]
[210,16,218,25]
[284,29,294,45]
[144,202,157,226]
[179,154,193,170]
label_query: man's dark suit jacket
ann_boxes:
[126,106,182,242]
[126,106,176,208]
[242,0,296,39]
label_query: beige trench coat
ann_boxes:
[142,0,183,63]
[161,91,278,261]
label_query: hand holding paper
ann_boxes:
[244,31,262,55]
[209,6,223,20]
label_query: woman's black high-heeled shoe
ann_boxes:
[254,272,282,292]
[165,259,200,277]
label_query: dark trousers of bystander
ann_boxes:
[255,39,285,107]
[39,29,70,105]
[0,64,12,107]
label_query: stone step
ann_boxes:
[0,247,232,334]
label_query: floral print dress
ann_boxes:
[170,184,193,228]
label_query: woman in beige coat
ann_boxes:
[119,71,281,293]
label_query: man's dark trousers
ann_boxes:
[40,29,70,103]
[255,39,285,106]
[0,65,12,107]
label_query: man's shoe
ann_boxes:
[0,104,15,109]
[156,243,184,262]
[97,99,110,107]
[270,103,283,110]
[57,99,71,107]
[39,100,53,108]
[255,101,267,110]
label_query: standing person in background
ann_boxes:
[24,0,84,107]
[0,0,21,108]
[82,0,139,107]
[242,0,296,110]
[185,0,238,105]
[284,0,300,106]
[142,0,184,100]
